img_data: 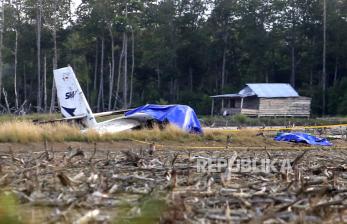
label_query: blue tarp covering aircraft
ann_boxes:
[274,132,332,146]
[125,104,203,133]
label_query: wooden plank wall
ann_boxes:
[257,97,311,117]
[240,109,259,116]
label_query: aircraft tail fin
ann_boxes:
[53,66,97,128]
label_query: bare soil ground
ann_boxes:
[0,140,346,223]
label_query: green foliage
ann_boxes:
[328,78,347,115]
[233,114,249,124]
[0,192,22,224]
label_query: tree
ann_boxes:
[97,36,104,111]
[0,0,344,115]
[322,0,326,115]
[42,0,71,112]
[3,0,27,111]
[36,0,42,112]
[0,1,4,102]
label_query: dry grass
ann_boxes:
[0,121,83,143]
[0,121,280,145]
[104,125,203,142]
[0,121,202,143]
[0,113,61,123]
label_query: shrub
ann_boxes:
[232,114,248,124]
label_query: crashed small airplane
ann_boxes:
[53,66,202,133]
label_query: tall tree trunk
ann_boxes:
[123,4,128,109]
[97,36,104,112]
[86,63,90,101]
[36,0,42,112]
[123,32,128,109]
[322,0,327,115]
[333,57,338,86]
[93,39,98,109]
[43,55,47,112]
[108,27,115,110]
[49,0,58,113]
[215,69,218,92]
[290,0,296,88]
[170,78,174,101]
[309,68,313,91]
[157,64,160,90]
[290,46,295,87]
[93,39,98,91]
[0,1,4,102]
[221,46,226,94]
[114,35,125,109]
[14,29,18,110]
[23,64,26,102]
[108,61,112,106]
[129,29,134,107]
[2,88,10,113]
[309,39,315,92]
[174,79,179,101]
[189,67,193,92]
[265,71,269,83]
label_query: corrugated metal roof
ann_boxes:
[240,83,299,98]
[210,93,253,98]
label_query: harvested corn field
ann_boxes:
[0,142,346,223]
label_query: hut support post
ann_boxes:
[240,97,244,113]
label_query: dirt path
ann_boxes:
[0,141,143,153]
[0,137,346,154]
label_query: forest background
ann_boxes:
[0,0,346,116]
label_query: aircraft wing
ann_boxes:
[87,113,154,134]
[34,109,134,125]
[86,119,140,134]
[93,109,132,118]
[33,114,87,124]
[34,114,145,133]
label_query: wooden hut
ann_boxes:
[210,83,311,117]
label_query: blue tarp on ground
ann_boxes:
[125,104,203,133]
[274,132,332,146]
